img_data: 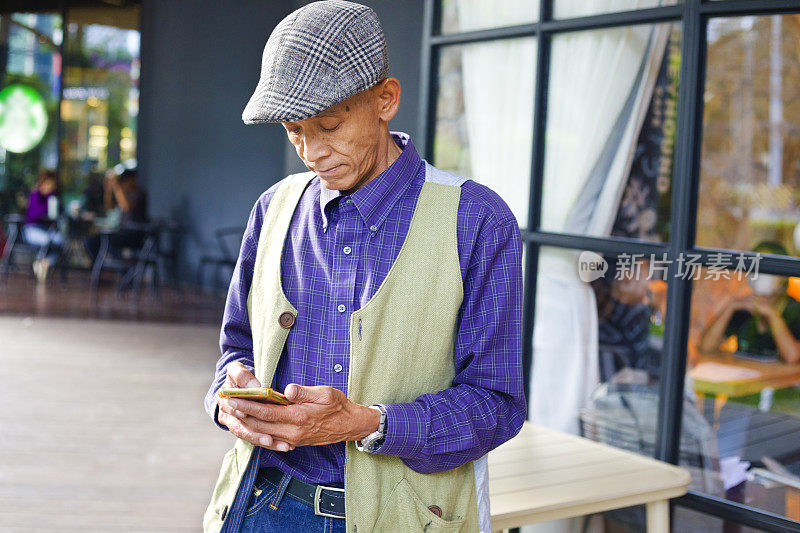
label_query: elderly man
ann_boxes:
[203,2,525,532]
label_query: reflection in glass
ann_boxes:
[554,0,679,20]
[541,23,680,243]
[0,13,62,215]
[531,247,667,436]
[698,15,800,255]
[61,5,140,200]
[440,0,538,34]
[685,258,800,522]
[432,38,535,225]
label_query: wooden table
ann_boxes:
[689,351,800,423]
[690,351,800,398]
[489,423,690,533]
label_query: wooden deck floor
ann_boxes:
[0,316,234,532]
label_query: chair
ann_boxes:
[89,222,160,304]
[152,219,182,291]
[0,214,65,282]
[579,382,724,532]
[197,226,244,291]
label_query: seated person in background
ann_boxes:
[23,169,64,282]
[104,168,147,226]
[699,242,800,364]
[81,171,106,218]
[592,257,663,380]
[85,168,148,262]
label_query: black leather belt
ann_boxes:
[260,467,345,519]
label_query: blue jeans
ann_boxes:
[22,224,64,264]
[239,470,346,533]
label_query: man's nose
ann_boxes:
[302,135,331,164]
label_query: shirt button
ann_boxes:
[344,198,353,205]
[337,304,346,313]
[369,225,378,232]
[333,364,343,373]
[343,246,352,255]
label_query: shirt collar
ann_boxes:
[319,131,421,232]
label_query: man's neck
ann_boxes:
[343,131,402,196]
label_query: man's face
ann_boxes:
[282,83,393,195]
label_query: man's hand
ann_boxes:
[216,362,295,452]
[218,382,381,449]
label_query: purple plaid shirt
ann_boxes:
[205,132,526,485]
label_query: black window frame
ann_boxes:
[420,0,800,531]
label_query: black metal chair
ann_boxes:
[197,226,244,291]
[152,219,182,291]
[89,221,161,304]
[0,214,65,283]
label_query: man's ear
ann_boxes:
[375,77,401,123]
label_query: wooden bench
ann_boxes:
[489,422,691,533]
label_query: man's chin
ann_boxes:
[318,175,355,192]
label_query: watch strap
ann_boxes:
[355,404,387,453]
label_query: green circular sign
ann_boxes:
[0,84,49,153]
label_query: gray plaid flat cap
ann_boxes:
[242,0,389,124]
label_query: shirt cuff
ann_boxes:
[373,401,427,458]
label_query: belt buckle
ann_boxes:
[314,484,345,518]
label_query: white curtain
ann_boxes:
[526,17,671,533]
[532,20,670,434]
[554,0,666,19]
[457,1,537,224]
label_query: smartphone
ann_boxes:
[218,387,292,405]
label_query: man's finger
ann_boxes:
[240,418,304,445]
[220,411,294,452]
[227,398,296,423]
[226,362,260,388]
[284,384,333,404]
[218,397,247,419]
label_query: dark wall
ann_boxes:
[139,0,425,285]
[139,0,294,285]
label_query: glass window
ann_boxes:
[685,261,800,521]
[440,0,538,34]
[60,4,140,201]
[531,246,668,441]
[696,15,800,255]
[432,37,536,226]
[541,23,681,243]
[0,13,62,215]
[554,0,680,20]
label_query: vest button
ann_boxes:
[278,312,295,329]
[428,505,442,518]
[220,504,228,520]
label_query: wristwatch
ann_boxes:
[355,404,387,453]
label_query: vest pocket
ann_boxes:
[373,478,468,532]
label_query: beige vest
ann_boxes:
[204,166,482,532]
